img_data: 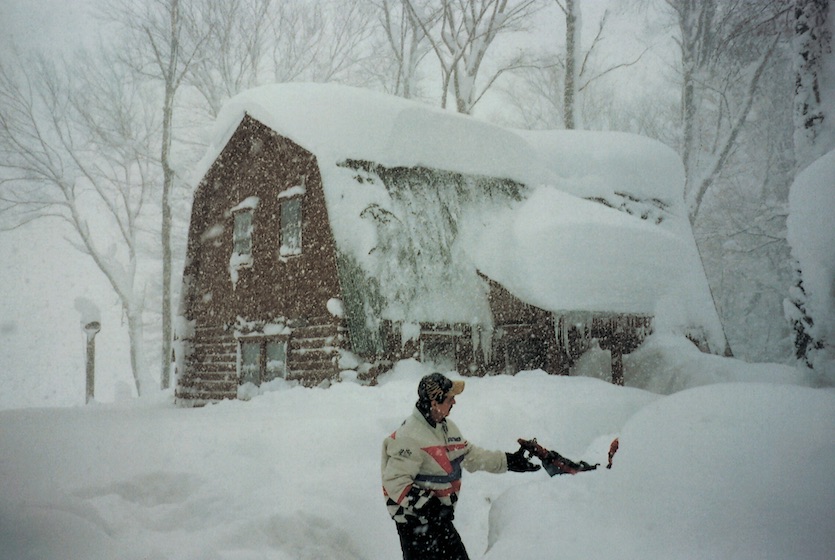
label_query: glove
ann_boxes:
[420,495,454,522]
[506,448,541,472]
[409,487,455,523]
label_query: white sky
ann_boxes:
[0,0,97,55]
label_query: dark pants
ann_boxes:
[396,520,470,560]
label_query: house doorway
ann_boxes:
[420,333,457,372]
[499,325,547,374]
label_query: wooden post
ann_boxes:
[84,321,101,404]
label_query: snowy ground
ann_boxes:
[1,347,833,560]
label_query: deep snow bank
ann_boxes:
[485,382,835,560]
[570,334,807,395]
[0,361,831,560]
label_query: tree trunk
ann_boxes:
[793,0,830,171]
[160,0,179,390]
[126,303,149,396]
[563,0,578,129]
[677,1,702,200]
[161,125,173,390]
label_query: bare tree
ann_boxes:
[696,49,795,362]
[553,0,648,129]
[655,1,796,360]
[104,0,210,390]
[664,0,790,224]
[267,0,376,87]
[499,1,649,130]
[187,0,376,122]
[187,0,275,118]
[0,51,159,395]
[406,0,544,114]
[371,0,433,98]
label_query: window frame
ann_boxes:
[237,337,289,386]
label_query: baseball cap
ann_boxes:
[418,373,465,403]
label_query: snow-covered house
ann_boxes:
[174,83,726,405]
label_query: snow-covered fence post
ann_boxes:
[75,297,103,403]
[83,321,101,404]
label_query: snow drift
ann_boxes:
[1,359,832,560]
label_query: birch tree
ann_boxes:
[558,0,579,129]
[0,52,159,395]
[104,0,209,389]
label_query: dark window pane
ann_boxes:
[264,341,287,381]
[233,211,253,256]
[240,341,260,385]
[280,198,301,256]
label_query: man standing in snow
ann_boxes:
[382,372,539,559]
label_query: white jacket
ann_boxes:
[381,406,507,524]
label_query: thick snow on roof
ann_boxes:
[196,83,549,186]
[462,187,685,313]
[517,129,686,203]
[197,83,724,349]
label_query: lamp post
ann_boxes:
[84,321,101,404]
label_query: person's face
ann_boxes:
[430,393,456,422]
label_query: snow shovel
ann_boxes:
[517,437,619,476]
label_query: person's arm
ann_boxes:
[461,441,508,473]
[460,440,541,474]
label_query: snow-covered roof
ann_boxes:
[196,83,549,186]
[196,83,725,351]
[517,129,686,202]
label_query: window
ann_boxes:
[264,341,288,382]
[233,210,253,256]
[240,340,261,385]
[239,339,288,385]
[279,198,302,256]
